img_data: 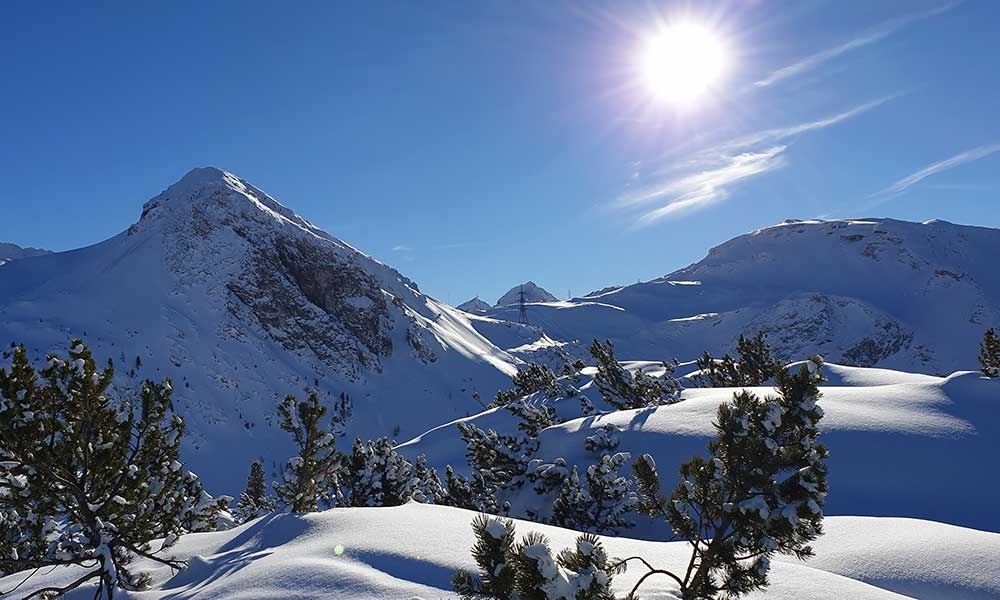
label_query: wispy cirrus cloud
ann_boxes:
[868,143,1000,204]
[622,98,893,225]
[754,2,960,88]
[391,244,412,252]
[629,147,787,224]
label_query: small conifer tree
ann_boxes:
[695,332,779,388]
[590,339,681,410]
[273,393,342,513]
[493,363,559,408]
[979,328,1000,377]
[628,357,829,599]
[234,460,275,523]
[0,341,228,598]
[551,454,636,535]
[453,515,621,600]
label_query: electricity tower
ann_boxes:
[518,285,528,324]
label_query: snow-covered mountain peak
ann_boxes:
[495,281,558,306]
[138,167,324,241]
[0,168,526,493]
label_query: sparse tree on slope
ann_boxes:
[590,339,681,410]
[979,328,1000,377]
[628,357,829,599]
[493,363,559,408]
[695,332,779,388]
[274,393,342,513]
[234,460,275,523]
[0,341,228,599]
[453,515,622,600]
[551,453,636,535]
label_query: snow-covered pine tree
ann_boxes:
[453,515,621,600]
[695,332,778,388]
[590,339,682,410]
[584,425,620,455]
[273,393,342,513]
[0,341,228,598]
[457,421,534,498]
[342,437,421,507]
[411,453,447,504]
[493,363,559,408]
[629,357,829,599]
[507,398,560,438]
[234,460,275,523]
[551,453,636,535]
[443,465,506,514]
[979,327,1000,377]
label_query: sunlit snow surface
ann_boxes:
[3,504,998,599]
[401,363,1000,533]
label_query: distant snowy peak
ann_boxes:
[477,217,1000,373]
[0,242,51,266]
[457,297,492,313]
[495,281,558,306]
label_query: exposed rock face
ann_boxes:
[0,167,519,494]
[743,293,914,367]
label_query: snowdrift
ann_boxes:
[401,364,1000,533]
[2,503,997,599]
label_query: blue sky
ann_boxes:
[1,1,998,305]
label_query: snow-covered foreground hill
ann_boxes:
[3,503,998,600]
[401,363,1000,533]
[0,168,542,494]
[479,218,1000,374]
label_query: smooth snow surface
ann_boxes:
[402,364,1000,532]
[2,504,997,599]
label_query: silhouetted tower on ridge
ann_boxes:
[518,285,528,324]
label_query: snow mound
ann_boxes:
[402,363,1000,533]
[3,503,997,600]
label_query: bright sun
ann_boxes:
[641,22,728,106]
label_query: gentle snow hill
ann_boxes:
[483,218,1000,374]
[400,363,1000,533]
[495,280,558,306]
[0,167,544,495]
[2,503,998,600]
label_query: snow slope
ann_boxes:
[482,219,1000,374]
[400,364,1000,533]
[2,503,997,600]
[0,168,530,495]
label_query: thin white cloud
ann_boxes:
[628,146,787,224]
[391,244,412,252]
[709,96,897,155]
[622,97,893,225]
[870,143,1000,201]
[754,2,959,88]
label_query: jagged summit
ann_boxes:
[495,281,558,306]
[0,167,524,494]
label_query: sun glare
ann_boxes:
[641,22,728,106]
